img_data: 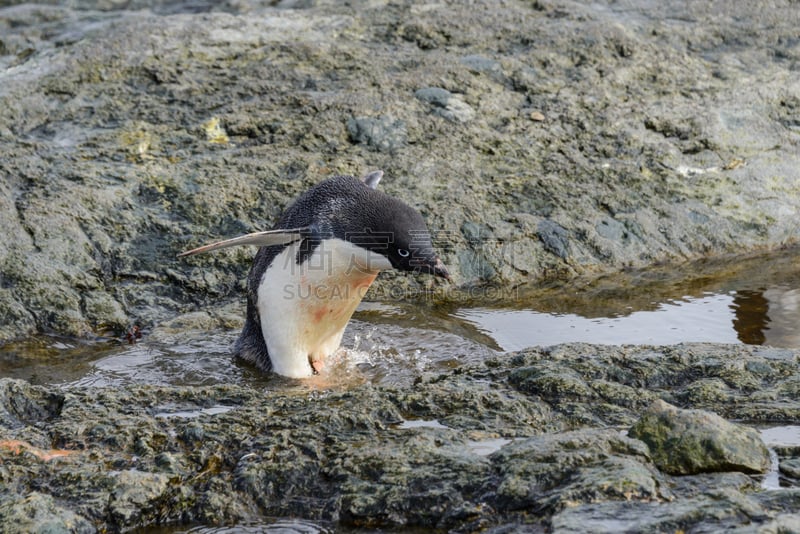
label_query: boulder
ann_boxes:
[629,399,770,475]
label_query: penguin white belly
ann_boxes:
[256,238,391,378]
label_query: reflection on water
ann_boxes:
[761,426,800,447]
[0,329,296,389]
[0,247,797,388]
[758,288,800,347]
[454,247,800,352]
[733,290,771,345]
[453,285,799,352]
[454,293,740,351]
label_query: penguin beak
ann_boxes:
[407,249,450,281]
[425,256,451,282]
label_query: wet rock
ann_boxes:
[676,377,733,405]
[504,343,800,425]
[628,399,771,475]
[489,429,661,513]
[743,516,800,534]
[0,4,799,531]
[550,489,769,534]
[0,492,94,534]
[0,378,64,435]
[508,363,595,400]
[108,470,172,526]
[336,430,493,528]
[391,375,555,435]
[668,471,759,499]
[0,344,799,531]
[779,458,800,479]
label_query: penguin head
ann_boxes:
[319,172,449,281]
[349,196,450,280]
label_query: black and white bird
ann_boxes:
[179,171,450,378]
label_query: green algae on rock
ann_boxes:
[629,399,771,475]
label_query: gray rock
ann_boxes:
[550,490,769,534]
[460,54,504,82]
[0,492,94,534]
[676,378,733,405]
[108,470,172,526]
[2,0,800,529]
[629,399,771,475]
[413,86,454,107]
[0,344,799,531]
[508,363,595,399]
[457,248,497,281]
[489,429,661,513]
[536,219,571,260]
[336,431,493,528]
[346,115,407,153]
[460,221,493,245]
[0,378,64,433]
[595,216,629,242]
[414,86,476,123]
[780,458,800,479]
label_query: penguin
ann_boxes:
[179,171,450,378]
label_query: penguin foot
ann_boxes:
[310,357,325,375]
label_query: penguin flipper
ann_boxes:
[178,227,309,257]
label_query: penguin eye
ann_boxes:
[397,248,410,258]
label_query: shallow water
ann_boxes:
[454,246,800,351]
[760,426,800,490]
[0,248,797,389]
[138,519,336,534]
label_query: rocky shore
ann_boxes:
[2,0,800,532]
[2,343,800,532]
[1,0,799,340]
